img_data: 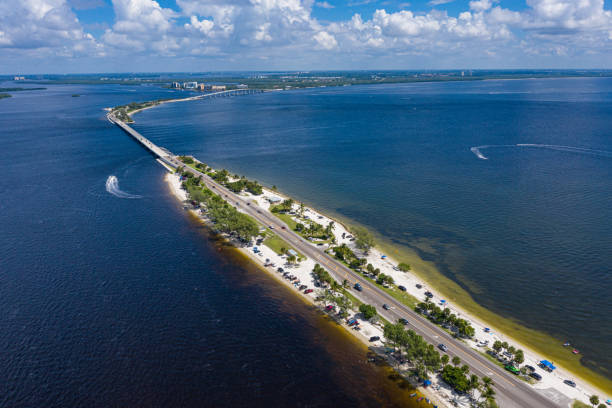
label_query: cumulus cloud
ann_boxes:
[2,0,612,68]
[313,31,338,49]
[0,0,100,54]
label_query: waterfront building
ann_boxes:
[183,82,198,89]
[237,84,248,89]
[171,82,180,88]
[198,83,206,91]
[211,85,226,91]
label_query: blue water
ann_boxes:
[0,84,419,407]
[133,78,612,378]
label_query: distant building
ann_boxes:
[210,85,226,91]
[197,83,206,91]
[171,82,180,88]
[267,196,281,204]
[183,82,198,89]
[287,249,298,257]
[236,84,248,89]
[14,76,25,81]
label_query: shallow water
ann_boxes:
[0,83,422,407]
[133,77,612,378]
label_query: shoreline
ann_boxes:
[111,89,611,405]
[163,171,451,408]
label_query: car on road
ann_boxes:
[438,344,448,352]
[246,203,250,206]
[424,291,434,298]
[353,283,363,292]
[399,318,409,325]
[257,210,262,214]
[398,285,406,292]
[416,284,422,289]
[304,289,314,294]
[382,304,390,310]
[529,372,542,381]
[281,226,286,230]
[269,226,274,229]
[369,336,380,342]
[563,380,576,388]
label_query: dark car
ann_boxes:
[354,283,363,292]
[524,365,536,373]
[399,318,409,325]
[438,344,448,352]
[281,226,286,230]
[369,336,380,342]
[416,284,422,289]
[529,372,542,381]
[382,304,390,310]
[304,289,314,294]
[277,267,284,273]
[398,285,407,292]
[299,285,307,290]
[424,291,434,298]
[563,380,576,388]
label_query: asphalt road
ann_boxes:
[166,156,560,408]
[111,114,560,408]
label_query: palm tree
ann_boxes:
[452,356,461,366]
[468,374,480,401]
[441,354,449,366]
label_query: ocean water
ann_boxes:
[0,84,420,407]
[132,78,612,378]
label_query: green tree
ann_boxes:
[359,304,378,320]
[353,226,375,253]
[590,395,600,406]
[441,354,449,366]
[513,349,524,365]
[492,340,503,353]
[452,356,461,366]
[501,341,509,350]
[398,262,411,271]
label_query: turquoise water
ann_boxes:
[134,77,612,377]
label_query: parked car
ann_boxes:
[438,344,448,352]
[529,372,542,381]
[369,336,380,342]
[277,267,284,273]
[505,364,520,375]
[304,289,314,294]
[563,380,576,388]
[416,284,423,289]
[524,365,536,373]
[382,304,390,310]
[299,285,307,290]
[424,291,434,298]
[398,285,407,292]
[354,283,363,292]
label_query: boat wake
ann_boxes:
[105,176,141,199]
[470,144,612,160]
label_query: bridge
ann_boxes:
[108,97,566,408]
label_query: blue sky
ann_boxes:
[1,0,611,73]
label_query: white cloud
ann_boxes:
[0,0,99,54]
[315,1,335,9]
[313,31,338,49]
[428,0,454,6]
[2,0,612,70]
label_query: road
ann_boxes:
[111,113,561,408]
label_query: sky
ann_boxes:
[1,0,611,73]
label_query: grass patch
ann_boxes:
[263,233,303,259]
[572,401,591,408]
[271,211,299,231]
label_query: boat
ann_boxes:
[417,397,423,401]
[572,349,579,354]
[563,341,570,347]
[410,393,417,397]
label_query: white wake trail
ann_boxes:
[105,176,142,199]
[470,144,612,160]
[470,146,488,160]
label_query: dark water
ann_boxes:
[0,84,421,407]
[132,78,612,378]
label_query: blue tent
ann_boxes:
[540,360,556,371]
[423,380,432,386]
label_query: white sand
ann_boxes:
[166,171,608,407]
